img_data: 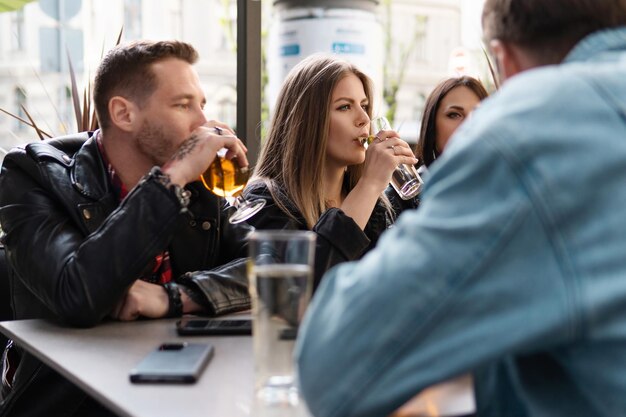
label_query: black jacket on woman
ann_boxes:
[0,132,252,416]
[243,182,418,290]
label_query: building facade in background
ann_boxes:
[379,0,464,140]
[0,0,480,155]
[0,0,238,153]
[265,0,468,141]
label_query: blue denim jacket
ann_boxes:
[296,27,626,417]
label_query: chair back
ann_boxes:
[0,244,12,349]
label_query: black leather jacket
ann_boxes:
[0,132,252,416]
[243,182,418,290]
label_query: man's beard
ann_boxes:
[135,120,177,167]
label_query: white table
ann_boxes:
[0,317,309,417]
[0,318,475,417]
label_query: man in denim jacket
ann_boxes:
[296,1,626,416]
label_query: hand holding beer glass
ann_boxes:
[364,117,424,200]
[200,126,266,223]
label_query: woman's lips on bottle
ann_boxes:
[357,135,376,146]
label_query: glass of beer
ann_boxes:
[367,116,424,200]
[248,230,316,407]
[200,148,266,224]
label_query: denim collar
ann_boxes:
[565,26,626,63]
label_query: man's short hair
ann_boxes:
[93,40,199,130]
[482,0,626,64]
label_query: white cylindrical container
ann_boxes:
[267,0,382,113]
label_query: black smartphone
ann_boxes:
[176,318,252,336]
[129,342,213,384]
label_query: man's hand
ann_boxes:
[110,280,169,321]
[163,120,248,188]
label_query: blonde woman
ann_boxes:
[244,54,418,289]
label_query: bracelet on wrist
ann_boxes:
[163,282,183,318]
[149,166,191,211]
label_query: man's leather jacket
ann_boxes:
[0,132,251,416]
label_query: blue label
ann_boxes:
[281,44,300,56]
[332,42,365,54]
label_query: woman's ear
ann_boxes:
[108,96,139,132]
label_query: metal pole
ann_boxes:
[236,0,262,165]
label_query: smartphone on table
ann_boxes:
[176,317,252,336]
[129,342,213,383]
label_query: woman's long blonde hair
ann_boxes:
[251,54,377,229]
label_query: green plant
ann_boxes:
[381,0,425,126]
[0,0,35,14]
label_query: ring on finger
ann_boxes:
[214,126,223,135]
[389,145,396,155]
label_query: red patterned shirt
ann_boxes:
[96,131,172,284]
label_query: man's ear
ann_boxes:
[489,39,524,83]
[108,96,139,132]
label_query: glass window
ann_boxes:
[13,87,27,132]
[10,9,25,52]
[218,0,238,53]
[412,15,428,63]
[0,1,262,158]
[218,97,237,127]
[124,0,143,41]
